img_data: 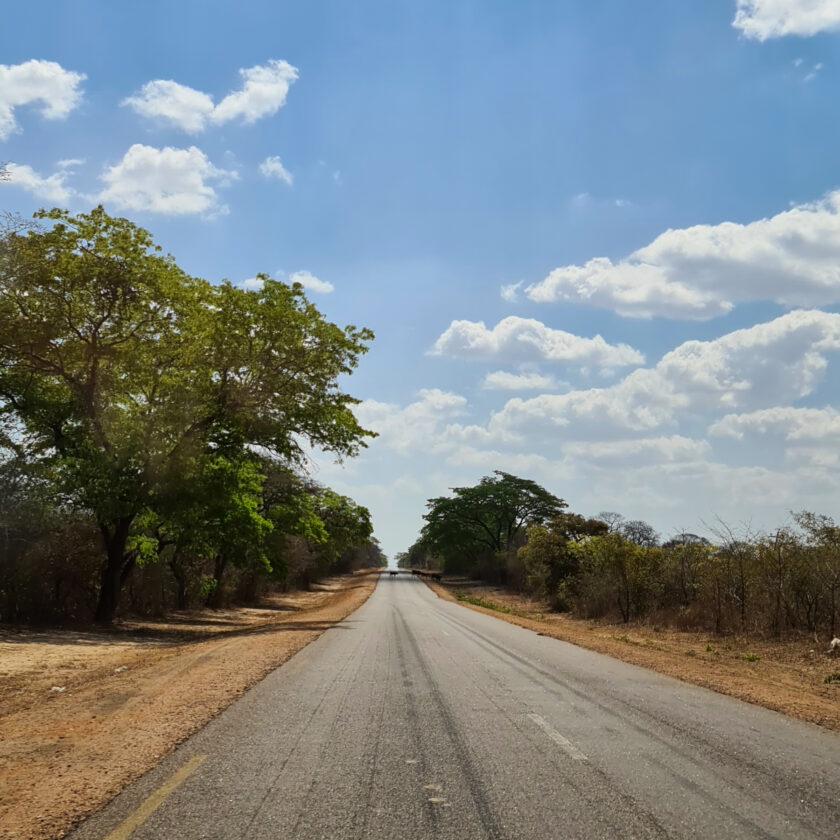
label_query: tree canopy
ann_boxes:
[0,207,377,622]
[420,471,564,580]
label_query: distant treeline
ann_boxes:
[397,471,840,639]
[0,208,384,626]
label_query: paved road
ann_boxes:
[71,575,840,840]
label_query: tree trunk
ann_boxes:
[94,517,134,624]
[207,555,228,608]
[169,558,188,609]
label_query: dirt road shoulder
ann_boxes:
[0,570,380,840]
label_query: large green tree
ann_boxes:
[314,489,374,573]
[0,207,374,622]
[421,471,564,580]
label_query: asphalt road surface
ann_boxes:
[71,574,840,840]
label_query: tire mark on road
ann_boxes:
[391,609,442,836]
[427,604,672,839]
[432,602,834,838]
[242,616,368,839]
[394,609,506,840]
[355,619,394,840]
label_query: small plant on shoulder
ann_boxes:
[741,652,761,662]
[685,649,696,657]
[705,643,715,653]
[824,672,840,685]
[456,593,511,613]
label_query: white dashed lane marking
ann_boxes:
[527,713,588,761]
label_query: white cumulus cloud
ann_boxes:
[709,406,840,440]
[733,0,840,40]
[97,144,237,216]
[430,316,644,370]
[564,436,712,467]
[527,191,840,320]
[500,281,522,302]
[2,162,73,202]
[355,389,468,456]
[259,155,293,185]
[212,60,298,124]
[123,60,298,133]
[0,59,85,140]
[122,80,214,133]
[289,270,334,294]
[482,371,561,391]
[480,309,840,443]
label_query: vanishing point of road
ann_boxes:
[70,574,840,840]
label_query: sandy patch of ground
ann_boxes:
[0,570,380,840]
[428,578,840,731]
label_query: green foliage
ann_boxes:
[406,491,840,639]
[742,652,761,662]
[518,513,608,609]
[456,593,511,613]
[824,672,840,684]
[569,533,662,623]
[395,539,440,571]
[0,207,378,623]
[421,471,564,581]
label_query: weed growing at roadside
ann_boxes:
[456,593,511,613]
[742,652,761,662]
[685,649,696,657]
[824,672,840,684]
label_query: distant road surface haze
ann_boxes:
[71,574,840,840]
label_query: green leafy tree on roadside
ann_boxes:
[570,533,662,623]
[519,513,608,609]
[421,472,564,581]
[0,207,374,623]
[314,489,374,574]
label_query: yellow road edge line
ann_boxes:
[103,754,206,840]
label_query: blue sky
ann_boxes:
[5,0,840,557]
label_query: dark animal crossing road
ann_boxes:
[70,574,840,840]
